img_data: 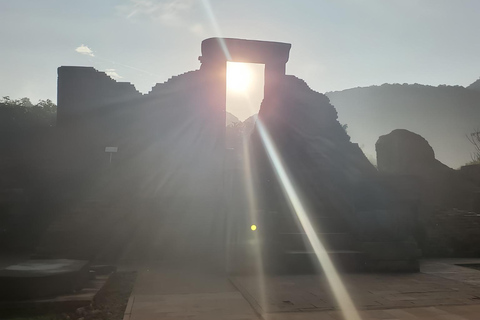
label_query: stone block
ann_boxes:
[361,241,421,261]
[365,259,420,272]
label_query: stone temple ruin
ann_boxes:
[38,38,425,272]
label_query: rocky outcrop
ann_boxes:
[376,129,450,174]
[376,129,478,210]
[376,129,480,256]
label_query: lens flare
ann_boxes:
[200,0,232,60]
[250,224,257,231]
[203,0,362,316]
[255,119,362,320]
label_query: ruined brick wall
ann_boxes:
[57,67,141,126]
[56,66,224,201]
[22,66,226,259]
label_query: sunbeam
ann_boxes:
[255,119,363,320]
[200,0,232,60]
[241,129,269,311]
[198,1,362,317]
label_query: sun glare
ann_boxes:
[227,62,252,92]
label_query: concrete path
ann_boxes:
[232,267,480,313]
[263,304,480,319]
[124,259,480,320]
[123,263,260,320]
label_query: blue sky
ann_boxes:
[1,0,480,112]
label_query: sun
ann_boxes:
[227,62,252,92]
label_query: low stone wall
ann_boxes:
[461,164,480,186]
[421,208,480,257]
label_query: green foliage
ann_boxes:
[0,96,56,131]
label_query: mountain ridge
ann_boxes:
[468,78,480,92]
[326,82,480,168]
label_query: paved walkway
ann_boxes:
[232,260,480,314]
[124,259,480,320]
[263,305,480,319]
[122,263,260,320]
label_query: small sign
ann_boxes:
[105,147,118,153]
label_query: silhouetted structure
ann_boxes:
[48,38,421,271]
[56,66,223,201]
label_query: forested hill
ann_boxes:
[468,78,480,92]
[326,82,480,168]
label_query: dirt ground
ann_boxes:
[4,272,137,320]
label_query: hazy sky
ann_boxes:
[1,0,480,117]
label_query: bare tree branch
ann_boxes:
[467,128,480,162]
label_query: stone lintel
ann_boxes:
[200,37,291,66]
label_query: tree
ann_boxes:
[467,129,480,165]
[226,121,245,150]
[0,96,57,131]
[1,96,33,107]
[36,99,56,113]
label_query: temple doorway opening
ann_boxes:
[226,61,265,122]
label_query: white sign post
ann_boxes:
[105,147,118,164]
